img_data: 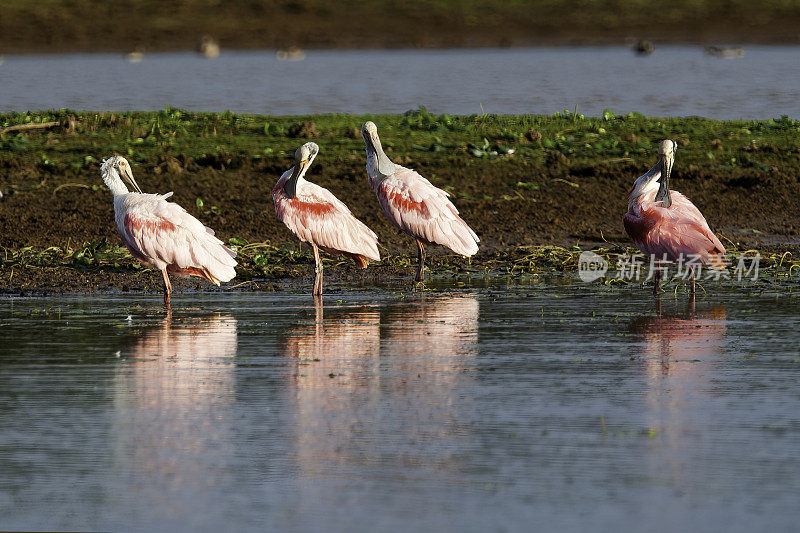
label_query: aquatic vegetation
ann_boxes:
[1,240,137,271]
[3,238,799,295]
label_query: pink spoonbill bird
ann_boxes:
[361,121,479,282]
[623,139,726,295]
[273,142,380,296]
[101,156,237,306]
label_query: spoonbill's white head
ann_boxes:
[284,142,319,198]
[361,121,378,140]
[101,155,142,196]
[655,139,676,208]
[361,121,397,178]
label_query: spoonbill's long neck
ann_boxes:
[365,134,397,180]
[285,152,317,198]
[102,167,129,196]
[627,161,661,212]
[286,167,308,197]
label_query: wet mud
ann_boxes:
[2,152,799,295]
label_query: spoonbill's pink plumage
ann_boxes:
[273,142,380,296]
[361,121,479,281]
[623,140,725,295]
[101,156,237,306]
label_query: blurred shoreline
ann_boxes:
[1,0,798,54]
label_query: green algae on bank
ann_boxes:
[2,239,799,296]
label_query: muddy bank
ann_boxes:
[2,153,799,252]
[4,154,800,249]
[1,0,799,54]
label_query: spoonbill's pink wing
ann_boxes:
[119,193,237,283]
[375,166,479,256]
[624,191,725,267]
[274,184,380,264]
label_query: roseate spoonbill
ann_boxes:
[361,121,479,282]
[623,139,726,295]
[100,156,237,306]
[273,142,380,296]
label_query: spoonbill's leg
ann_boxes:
[415,239,426,282]
[161,269,172,307]
[314,297,323,321]
[652,269,662,297]
[314,296,323,334]
[690,269,696,295]
[312,243,323,296]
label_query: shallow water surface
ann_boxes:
[1,46,799,118]
[1,284,800,531]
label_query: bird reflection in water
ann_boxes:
[111,313,238,517]
[283,301,382,384]
[282,296,479,481]
[629,299,727,488]
[630,298,726,376]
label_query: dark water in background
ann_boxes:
[1,46,798,119]
[1,282,799,531]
